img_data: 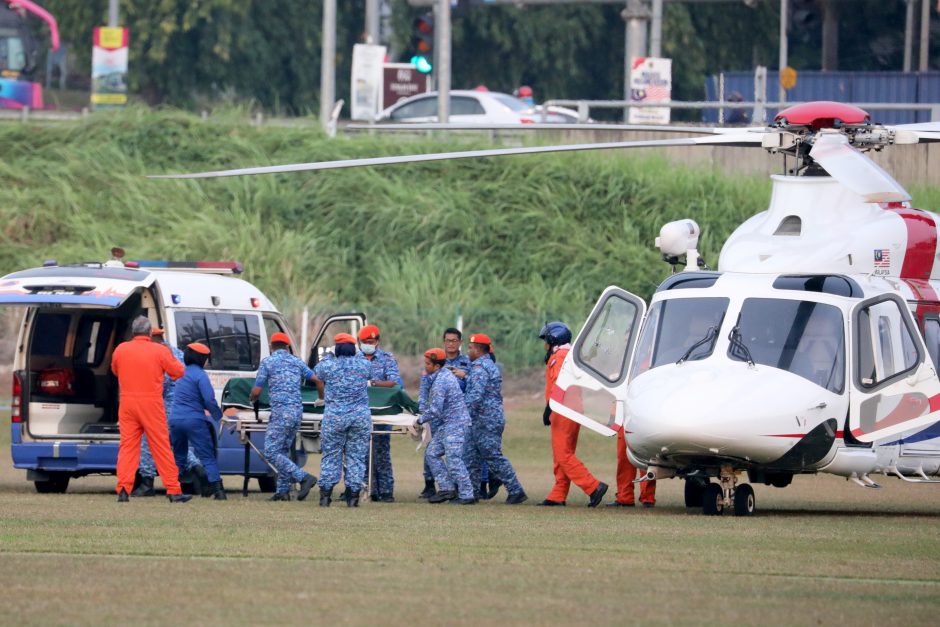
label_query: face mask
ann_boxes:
[360,343,377,355]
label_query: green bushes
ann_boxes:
[9,108,930,369]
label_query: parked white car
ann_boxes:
[376,90,536,124]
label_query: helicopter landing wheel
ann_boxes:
[733,483,756,516]
[684,476,709,508]
[702,483,724,516]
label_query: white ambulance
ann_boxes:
[2,251,364,493]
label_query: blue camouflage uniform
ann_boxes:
[419,367,474,500]
[254,349,314,495]
[139,343,200,478]
[419,352,471,483]
[463,353,524,498]
[362,347,403,499]
[168,363,224,482]
[313,355,372,493]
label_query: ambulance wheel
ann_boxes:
[684,477,708,508]
[733,484,756,516]
[702,483,723,516]
[257,476,277,493]
[34,473,70,494]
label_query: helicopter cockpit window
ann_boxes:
[630,297,729,380]
[575,293,642,384]
[730,298,845,393]
[855,298,920,389]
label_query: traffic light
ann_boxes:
[410,13,433,74]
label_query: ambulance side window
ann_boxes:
[31,313,71,357]
[924,318,940,372]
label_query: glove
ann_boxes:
[542,404,552,427]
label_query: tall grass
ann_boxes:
[0,106,850,369]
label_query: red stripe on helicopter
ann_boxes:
[849,392,940,438]
[886,207,937,282]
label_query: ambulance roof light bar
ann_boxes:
[131,260,244,275]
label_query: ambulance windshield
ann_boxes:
[730,298,845,393]
[630,297,729,379]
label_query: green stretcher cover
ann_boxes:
[221,377,419,416]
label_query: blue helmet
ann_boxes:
[539,321,571,346]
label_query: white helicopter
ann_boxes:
[155,100,940,516]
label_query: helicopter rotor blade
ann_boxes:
[809,132,911,203]
[148,133,764,180]
[885,121,940,144]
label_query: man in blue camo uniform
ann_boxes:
[357,324,402,503]
[463,333,528,504]
[417,348,476,504]
[249,332,318,502]
[417,328,474,499]
[311,333,372,507]
[132,328,204,497]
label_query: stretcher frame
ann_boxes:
[220,409,418,500]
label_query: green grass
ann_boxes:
[2,403,940,626]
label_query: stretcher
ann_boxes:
[220,378,420,499]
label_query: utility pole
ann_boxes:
[366,0,380,43]
[622,0,650,121]
[108,0,119,27]
[437,0,451,123]
[904,0,915,72]
[320,0,336,132]
[650,0,663,58]
[779,0,788,103]
[920,0,931,71]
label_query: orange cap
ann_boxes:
[187,342,210,355]
[358,325,380,341]
[469,333,492,346]
[334,333,356,345]
[424,348,446,361]
[270,332,291,346]
[150,327,165,336]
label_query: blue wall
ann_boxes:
[704,71,940,124]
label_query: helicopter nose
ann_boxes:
[625,361,834,464]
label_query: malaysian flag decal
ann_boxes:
[874,249,891,269]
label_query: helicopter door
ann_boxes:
[549,286,646,436]
[849,294,940,443]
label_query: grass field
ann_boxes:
[2,398,939,626]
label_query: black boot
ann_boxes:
[167,493,193,503]
[319,487,333,507]
[338,486,351,502]
[487,478,503,500]
[210,480,227,500]
[190,465,211,497]
[429,490,456,503]
[117,488,129,503]
[131,476,155,497]
[419,479,436,499]
[347,491,360,508]
[479,481,489,500]
[297,474,318,501]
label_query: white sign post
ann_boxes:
[351,44,387,121]
[628,57,672,125]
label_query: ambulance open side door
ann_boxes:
[307,313,368,368]
[849,293,940,442]
[549,286,646,436]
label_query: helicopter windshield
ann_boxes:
[730,298,845,393]
[630,297,729,379]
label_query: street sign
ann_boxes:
[780,66,798,91]
[381,64,429,111]
[351,44,387,121]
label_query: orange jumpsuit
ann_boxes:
[614,425,656,505]
[545,347,601,502]
[111,335,186,495]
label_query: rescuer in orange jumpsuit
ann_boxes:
[111,316,189,503]
[609,426,656,507]
[538,322,608,507]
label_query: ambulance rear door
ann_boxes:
[307,313,368,367]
